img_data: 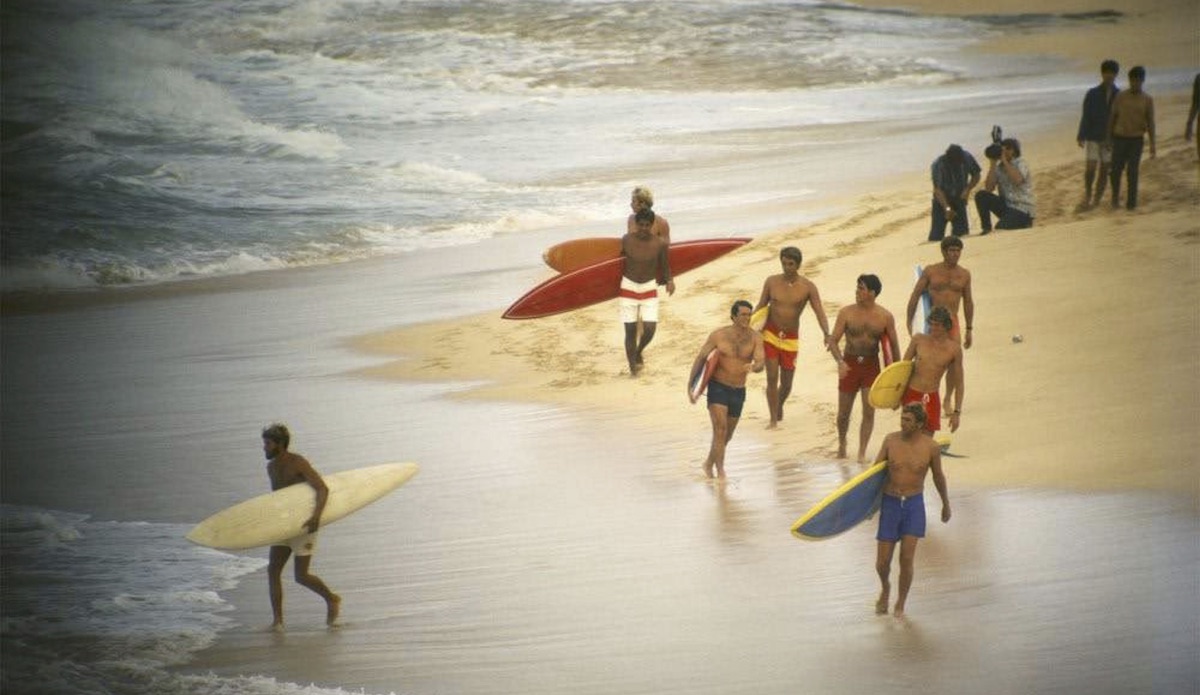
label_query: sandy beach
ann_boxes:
[3,1,1198,694]
[353,91,1200,502]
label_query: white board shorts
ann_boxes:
[619,277,659,323]
[1084,140,1112,164]
[275,530,319,557]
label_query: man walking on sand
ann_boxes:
[873,403,951,618]
[753,246,830,429]
[906,236,974,349]
[627,186,671,243]
[901,307,964,435]
[621,208,675,376]
[1108,65,1156,211]
[828,274,900,463]
[1076,59,1120,210]
[690,300,765,479]
[261,424,341,630]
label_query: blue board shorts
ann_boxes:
[706,379,746,418]
[876,492,926,542]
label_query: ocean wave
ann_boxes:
[0,502,381,695]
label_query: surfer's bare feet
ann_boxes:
[326,594,342,626]
[876,588,890,615]
[893,605,906,619]
[703,461,715,478]
[837,443,848,459]
[766,421,779,430]
[270,620,286,633]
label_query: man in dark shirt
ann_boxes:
[1076,59,1119,210]
[928,144,981,242]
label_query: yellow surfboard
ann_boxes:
[868,360,913,409]
[750,305,768,332]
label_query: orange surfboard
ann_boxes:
[542,237,623,274]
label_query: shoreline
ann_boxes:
[349,92,1200,503]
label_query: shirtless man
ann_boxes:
[901,307,964,435]
[827,274,900,462]
[261,424,341,630]
[689,300,765,479]
[753,247,830,428]
[906,236,974,348]
[873,403,951,618]
[626,186,671,243]
[621,208,675,376]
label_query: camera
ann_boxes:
[985,125,1004,160]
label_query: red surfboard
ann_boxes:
[688,348,721,403]
[503,238,750,320]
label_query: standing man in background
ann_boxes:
[1108,65,1156,211]
[1184,73,1199,161]
[627,186,671,243]
[928,144,981,241]
[1076,59,1120,210]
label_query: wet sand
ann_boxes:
[176,96,1200,693]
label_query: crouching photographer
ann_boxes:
[974,135,1036,233]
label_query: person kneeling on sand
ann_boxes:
[262,424,342,630]
[975,137,1035,232]
[873,403,951,618]
[689,300,765,479]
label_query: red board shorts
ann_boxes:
[901,387,941,432]
[762,321,799,371]
[838,354,881,394]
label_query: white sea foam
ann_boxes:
[1,0,1134,293]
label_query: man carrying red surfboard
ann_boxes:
[620,208,675,376]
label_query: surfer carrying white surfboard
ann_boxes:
[906,237,974,349]
[827,274,900,463]
[261,424,342,630]
[689,300,765,479]
[872,403,950,618]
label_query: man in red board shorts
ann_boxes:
[828,274,900,463]
[752,246,830,429]
[900,306,964,434]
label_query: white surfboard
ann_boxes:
[186,462,419,550]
